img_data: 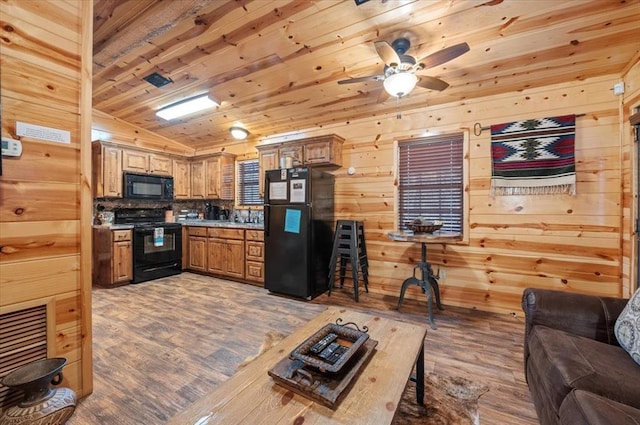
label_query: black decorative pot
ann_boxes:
[0,358,76,425]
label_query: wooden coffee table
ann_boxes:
[167,307,428,425]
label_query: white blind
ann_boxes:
[398,133,464,234]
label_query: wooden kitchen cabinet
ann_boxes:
[187,227,207,272]
[173,159,190,199]
[190,160,206,198]
[92,143,123,198]
[256,134,343,196]
[204,153,235,200]
[245,230,264,284]
[92,227,132,286]
[122,149,172,175]
[207,228,245,279]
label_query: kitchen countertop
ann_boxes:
[92,221,264,230]
[178,220,264,230]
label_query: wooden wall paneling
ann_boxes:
[0,0,89,399]
[0,256,80,306]
[80,0,94,397]
[0,221,80,263]
[298,75,627,313]
[92,110,195,156]
[0,182,80,222]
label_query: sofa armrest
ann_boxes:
[521,288,628,372]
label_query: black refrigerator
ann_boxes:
[264,167,334,299]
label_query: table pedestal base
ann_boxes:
[396,242,444,329]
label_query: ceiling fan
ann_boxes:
[338,37,470,99]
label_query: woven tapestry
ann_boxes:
[491,114,576,196]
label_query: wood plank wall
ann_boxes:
[621,58,640,298]
[0,0,92,397]
[258,71,639,313]
[94,67,639,314]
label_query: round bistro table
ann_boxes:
[387,231,462,329]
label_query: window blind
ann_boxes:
[398,133,464,234]
[237,159,262,205]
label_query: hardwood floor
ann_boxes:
[68,273,539,424]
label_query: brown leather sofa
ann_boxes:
[521,288,640,425]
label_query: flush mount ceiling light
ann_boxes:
[156,94,218,120]
[383,72,418,98]
[229,126,249,140]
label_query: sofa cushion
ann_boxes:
[615,287,640,366]
[528,325,640,416]
[559,389,640,425]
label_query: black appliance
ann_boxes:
[264,167,334,299]
[124,172,174,201]
[114,209,182,283]
[204,202,220,220]
[218,209,230,220]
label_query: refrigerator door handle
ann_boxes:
[264,205,270,237]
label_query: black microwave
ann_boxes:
[124,172,174,200]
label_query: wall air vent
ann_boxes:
[143,72,173,88]
[0,304,47,411]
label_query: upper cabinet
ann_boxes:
[92,141,235,200]
[173,159,190,199]
[92,143,123,198]
[256,134,343,195]
[187,153,236,200]
[122,149,172,176]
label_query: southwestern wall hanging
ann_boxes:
[490,114,576,196]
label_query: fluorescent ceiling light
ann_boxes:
[156,94,218,120]
[230,126,249,140]
[383,72,418,98]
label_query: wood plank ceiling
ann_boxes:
[92,0,640,150]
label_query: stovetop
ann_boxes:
[114,208,172,226]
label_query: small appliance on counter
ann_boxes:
[204,202,220,220]
[218,209,230,220]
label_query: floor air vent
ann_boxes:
[0,304,47,411]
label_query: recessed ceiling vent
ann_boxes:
[143,72,172,88]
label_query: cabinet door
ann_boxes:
[279,144,303,165]
[246,240,264,262]
[149,154,172,175]
[304,140,332,164]
[219,155,235,200]
[207,238,225,274]
[258,148,279,197]
[112,241,132,283]
[191,161,206,198]
[245,261,264,283]
[205,156,221,199]
[173,160,190,199]
[225,239,245,279]
[103,146,123,197]
[188,236,207,271]
[122,149,149,173]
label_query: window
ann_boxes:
[397,133,464,234]
[237,159,262,205]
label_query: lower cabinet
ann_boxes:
[187,227,208,272]
[245,230,265,284]
[207,228,245,279]
[184,226,264,284]
[93,228,133,286]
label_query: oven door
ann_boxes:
[132,224,182,283]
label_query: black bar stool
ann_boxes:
[328,220,369,301]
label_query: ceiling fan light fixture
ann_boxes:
[383,72,418,98]
[156,94,218,120]
[229,126,249,140]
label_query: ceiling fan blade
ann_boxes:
[416,42,470,70]
[417,76,450,91]
[377,87,390,103]
[374,41,400,67]
[337,75,384,84]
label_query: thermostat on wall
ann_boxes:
[1,137,22,157]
